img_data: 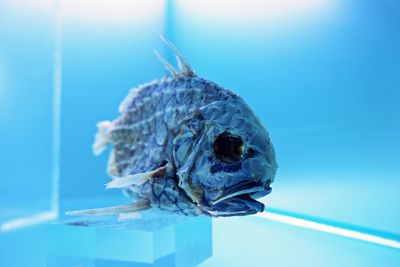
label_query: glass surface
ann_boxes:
[58,0,166,203]
[199,216,400,267]
[47,206,211,266]
[0,0,58,230]
[1,216,399,267]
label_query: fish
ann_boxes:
[67,35,278,218]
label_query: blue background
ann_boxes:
[0,0,399,266]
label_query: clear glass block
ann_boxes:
[0,0,60,231]
[58,0,166,206]
[47,209,212,267]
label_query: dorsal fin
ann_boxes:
[153,49,180,76]
[155,33,195,77]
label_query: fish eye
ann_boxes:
[213,131,244,163]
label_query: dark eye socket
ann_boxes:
[213,131,244,163]
[247,148,256,156]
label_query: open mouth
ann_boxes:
[201,181,272,217]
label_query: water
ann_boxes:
[0,0,399,266]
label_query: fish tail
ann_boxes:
[93,120,113,156]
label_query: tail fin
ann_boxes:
[93,120,113,156]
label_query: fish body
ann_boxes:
[69,36,278,218]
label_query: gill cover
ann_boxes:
[173,97,277,214]
[173,115,206,205]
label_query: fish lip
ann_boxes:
[209,181,271,206]
[199,181,272,216]
[200,193,267,216]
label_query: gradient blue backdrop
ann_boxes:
[0,0,399,266]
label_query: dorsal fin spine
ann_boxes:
[154,32,196,77]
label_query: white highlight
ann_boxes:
[0,211,57,232]
[51,0,62,218]
[9,0,54,12]
[60,0,164,24]
[256,212,400,249]
[0,61,5,98]
[176,0,335,25]
[9,0,164,23]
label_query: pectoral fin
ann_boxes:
[65,199,150,216]
[105,165,167,189]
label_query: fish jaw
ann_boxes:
[198,181,272,217]
[200,193,266,217]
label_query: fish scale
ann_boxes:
[111,78,226,169]
[106,76,237,214]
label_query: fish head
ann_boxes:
[174,96,278,216]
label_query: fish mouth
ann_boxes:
[201,181,272,217]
